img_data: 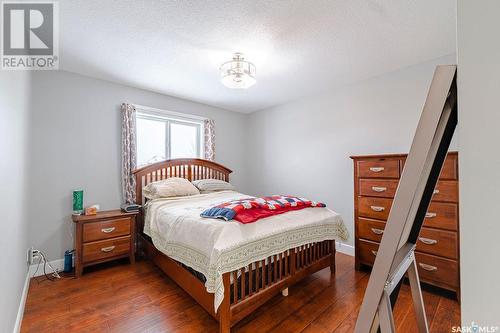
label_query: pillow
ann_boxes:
[192,179,235,193]
[143,177,200,199]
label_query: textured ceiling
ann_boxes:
[60,0,456,113]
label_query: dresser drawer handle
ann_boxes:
[371,186,387,192]
[370,206,385,212]
[369,167,385,173]
[425,212,437,218]
[418,237,438,245]
[418,263,438,272]
[371,250,378,256]
[101,246,115,253]
[433,189,440,194]
[101,227,116,233]
[371,228,384,235]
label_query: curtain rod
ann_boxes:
[132,104,208,121]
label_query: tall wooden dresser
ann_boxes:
[351,152,459,298]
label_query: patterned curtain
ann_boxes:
[204,119,215,161]
[121,103,137,204]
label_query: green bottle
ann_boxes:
[73,189,84,215]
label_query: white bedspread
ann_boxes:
[144,190,349,312]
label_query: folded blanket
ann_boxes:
[200,195,326,223]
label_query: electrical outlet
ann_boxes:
[27,247,34,265]
[27,247,40,265]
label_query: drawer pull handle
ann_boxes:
[425,212,437,218]
[101,227,116,233]
[418,237,438,245]
[371,250,378,256]
[369,167,385,173]
[433,189,440,194]
[101,246,115,253]
[370,206,385,212]
[418,263,438,272]
[371,186,387,192]
[371,228,384,235]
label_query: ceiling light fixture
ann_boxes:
[219,52,256,89]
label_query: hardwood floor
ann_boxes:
[21,253,460,332]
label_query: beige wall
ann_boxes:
[28,70,250,261]
[0,71,31,332]
[457,0,500,326]
[246,55,457,247]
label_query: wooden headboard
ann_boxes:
[132,158,232,205]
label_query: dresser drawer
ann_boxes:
[423,202,458,231]
[82,236,131,263]
[416,227,458,259]
[415,252,459,288]
[358,239,379,266]
[432,180,458,203]
[440,154,458,180]
[358,197,392,220]
[358,218,386,242]
[83,218,131,242]
[359,179,399,198]
[357,160,400,179]
[401,154,458,180]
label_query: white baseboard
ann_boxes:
[13,258,64,333]
[28,258,64,277]
[335,241,355,256]
[13,272,30,333]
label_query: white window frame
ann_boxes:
[134,105,205,166]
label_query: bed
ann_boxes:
[133,158,348,333]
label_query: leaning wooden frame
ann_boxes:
[355,65,458,333]
[133,158,337,333]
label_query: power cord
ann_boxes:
[31,250,61,282]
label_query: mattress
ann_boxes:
[144,190,349,311]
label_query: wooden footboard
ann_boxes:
[140,234,336,333]
[226,240,336,328]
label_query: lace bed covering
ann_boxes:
[144,191,349,312]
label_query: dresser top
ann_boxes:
[350,151,457,160]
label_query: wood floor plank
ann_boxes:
[300,275,370,332]
[429,296,461,333]
[234,254,356,333]
[21,254,460,333]
[267,270,368,332]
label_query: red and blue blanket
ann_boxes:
[200,195,326,224]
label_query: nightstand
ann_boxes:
[72,210,138,277]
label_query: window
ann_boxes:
[136,108,203,167]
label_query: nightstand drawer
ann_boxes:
[83,218,131,242]
[82,236,131,263]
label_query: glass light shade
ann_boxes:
[219,53,256,89]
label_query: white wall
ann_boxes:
[0,71,31,332]
[28,70,250,261]
[246,55,456,246]
[457,1,500,326]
